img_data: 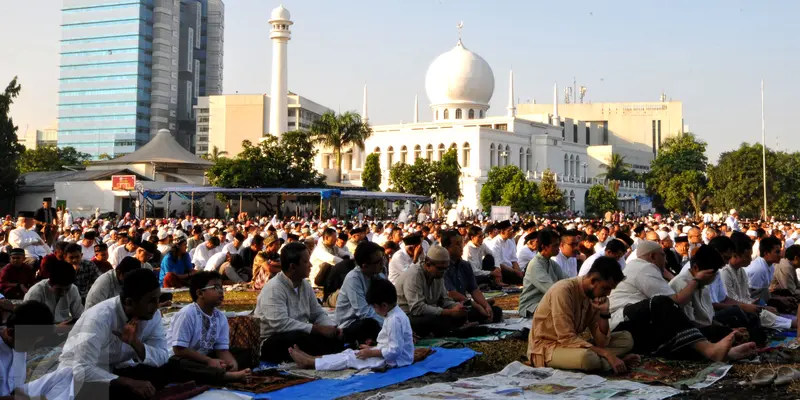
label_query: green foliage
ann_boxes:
[480,165,540,212]
[17,145,91,174]
[0,77,24,209]
[646,133,709,213]
[206,130,325,190]
[598,153,637,181]
[538,169,566,213]
[708,143,800,218]
[201,146,228,163]
[388,149,461,204]
[361,153,381,191]
[310,111,372,183]
[585,184,618,217]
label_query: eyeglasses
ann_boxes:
[201,284,223,292]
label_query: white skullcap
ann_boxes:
[636,240,662,258]
[730,209,737,214]
[157,230,169,240]
[426,245,450,262]
[657,231,669,241]
[682,226,691,233]
[746,230,757,237]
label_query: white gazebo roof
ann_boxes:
[97,129,212,166]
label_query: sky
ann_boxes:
[2,0,799,162]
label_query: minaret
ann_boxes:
[552,82,559,121]
[507,69,516,118]
[268,5,292,137]
[414,94,419,123]
[362,82,369,123]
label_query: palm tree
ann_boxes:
[309,111,372,183]
[598,153,631,181]
[202,146,228,163]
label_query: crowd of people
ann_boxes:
[1,197,800,399]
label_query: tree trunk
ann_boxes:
[335,147,342,183]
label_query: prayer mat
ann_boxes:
[481,291,507,300]
[626,360,679,384]
[154,381,211,400]
[228,315,262,368]
[223,369,314,394]
[415,331,512,348]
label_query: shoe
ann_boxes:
[751,368,776,386]
[774,367,800,386]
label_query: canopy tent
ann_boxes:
[341,190,432,203]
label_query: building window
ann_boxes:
[652,120,657,156]
[490,143,496,167]
[519,147,524,169]
[414,144,421,160]
[569,154,574,176]
[400,145,407,164]
[495,124,508,131]
[438,143,446,159]
[526,148,532,172]
[463,142,470,167]
[387,146,394,167]
[468,109,474,119]
[602,123,608,145]
[502,145,510,166]
[657,120,662,151]
[585,126,590,145]
[435,110,439,120]
[455,109,462,119]
[560,121,565,138]
[564,154,569,175]
[344,150,353,171]
[573,124,578,143]
[443,109,449,120]
[576,156,582,178]
[480,110,485,118]
[426,144,433,159]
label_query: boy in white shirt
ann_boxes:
[167,271,251,384]
[288,278,414,371]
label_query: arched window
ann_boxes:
[480,110,485,118]
[519,147,524,168]
[426,144,434,159]
[564,154,569,175]
[344,149,353,171]
[450,143,457,152]
[569,155,574,176]
[414,145,421,160]
[569,190,576,211]
[373,147,381,168]
[387,146,394,167]
[490,143,496,167]
[438,143,446,160]
[503,145,510,166]
[455,109,462,119]
[400,145,407,164]
[435,110,439,120]
[462,142,471,167]
[443,109,449,120]
[576,156,582,178]
[526,148,532,172]
[468,109,475,119]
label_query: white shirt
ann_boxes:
[375,306,415,367]
[388,249,419,285]
[462,241,492,277]
[168,303,229,356]
[578,252,602,277]
[594,240,608,255]
[669,269,714,327]
[0,335,25,396]
[744,257,773,290]
[608,258,676,330]
[157,243,172,255]
[516,246,537,272]
[204,251,228,272]
[59,297,169,383]
[221,242,240,255]
[707,274,728,304]
[109,245,135,268]
[192,244,220,270]
[726,216,740,232]
[8,227,50,258]
[310,244,348,284]
[553,251,577,278]
[81,243,95,261]
[486,237,518,268]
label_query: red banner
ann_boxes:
[111,175,136,191]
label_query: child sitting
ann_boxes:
[167,271,251,384]
[289,279,414,371]
[0,301,74,400]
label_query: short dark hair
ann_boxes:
[7,301,54,328]
[366,278,396,306]
[354,241,384,266]
[83,231,96,241]
[49,261,76,286]
[323,228,337,238]
[121,269,160,301]
[760,236,782,257]
[117,256,142,274]
[585,234,599,244]
[64,243,82,255]
[467,225,483,239]
[54,241,69,252]
[208,236,220,246]
[536,230,560,251]
[587,256,625,283]
[251,235,264,246]
[383,241,399,252]
[440,230,462,248]
[615,232,634,247]
[605,239,627,255]
[730,231,753,255]
[94,242,108,252]
[786,245,800,262]
[692,244,725,271]
[560,229,579,243]
[338,232,349,242]
[708,235,734,255]
[280,242,308,272]
[189,271,222,302]
[233,233,245,242]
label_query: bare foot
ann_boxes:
[288,345,316,369]
[622,354,641,368]
[225,368,252,382]
[707,333,736,362]
[727,342,758,361]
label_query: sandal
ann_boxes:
[774,366,800,386]
[751,368,777,386]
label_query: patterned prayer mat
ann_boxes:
[222,369,315,394]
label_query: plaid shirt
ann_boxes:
[75,260,101,302]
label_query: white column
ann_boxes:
[362,82,369,123]
[414,94,419,123]
[507,70,516,118]
[269,38,289,136]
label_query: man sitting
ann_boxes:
[609,241,757,361]
[167,271,251,384]
[317,257,357,308]
[0,248,36,299]
[109,238,137,268]
[746,236,796,313]
[290,279,414,372]
[91,242,113,273]
[24,260,83,333]
[62,269,169,400]
[38,241,68,281]
[770,244,800,298]
[85,256,141,309]
[530,256,638,373]
[334,242,385,343]
[396,245,468,337]
[256,242,344,363]
[486,220,524,285]
[463,225,500,286]
[516,232,538,274]
[191,237,220,271]
[310,228,349,285]
[578,239,626,277]
[388,234,423,285]
[553,230,580,278]
[64,243,101,303]
[441,230,502,324]
[160,240,194,288]
[519,230,566,317]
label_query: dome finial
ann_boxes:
[456,21,464,44]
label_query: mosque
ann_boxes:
[267,6,650,213]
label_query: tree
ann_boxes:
[388,149,461,205]
[598,153,636,181]
[0,77,24,213]
[17,145,92,174]
[585,184,618,217]
[646,133,708,214]
[480,165,523,210]
[538,169,566,214]
[361,153,381,191]
[434,149,462,202]
[201,145,228,163]
[480,165,540,212]
[309,111,372,183]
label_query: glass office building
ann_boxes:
[58,0,223,158]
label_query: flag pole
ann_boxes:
[761,80,768,220]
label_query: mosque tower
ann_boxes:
[268,5,292,137]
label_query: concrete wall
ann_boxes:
[208,94,267,156]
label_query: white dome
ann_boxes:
[425,40,495,107]
[270,4,291,21]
